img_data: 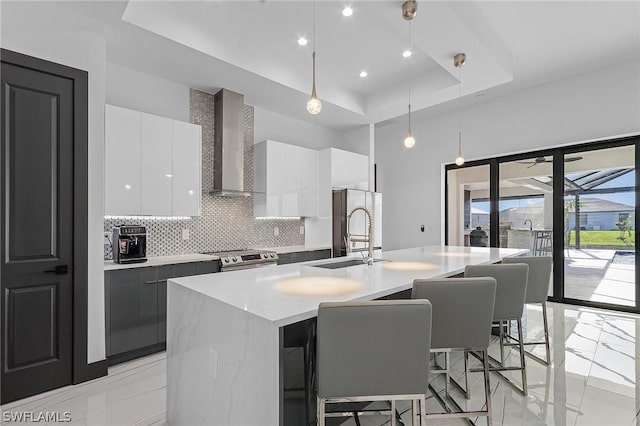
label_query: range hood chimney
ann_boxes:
[211,89,251,197]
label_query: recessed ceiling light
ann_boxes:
[402,50,412,58]
[298,37,308,46]
[359,71,368,78]
[342,6,353,17]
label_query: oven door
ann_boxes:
[221,261,278,272]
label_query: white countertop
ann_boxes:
[104,253,219,271]
[256,245,332,254]
[169,245,526,327]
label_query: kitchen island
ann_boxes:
[166,245,525,426]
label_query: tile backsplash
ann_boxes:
[104,89,304,258]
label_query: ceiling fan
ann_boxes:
[517,156,583,169]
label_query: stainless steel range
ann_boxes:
[202,249,279,272]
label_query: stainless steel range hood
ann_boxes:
[211,89,251,197]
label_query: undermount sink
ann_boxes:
[310,258,387,269]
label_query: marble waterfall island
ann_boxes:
[166,245,525,426]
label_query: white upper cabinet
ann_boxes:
[172,121,201,217]
[105,105,141,216]
[141,113,173,216]
[254,140,319,218]
[330,148,369,190]
[104,105,202,217]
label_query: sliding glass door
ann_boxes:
[499,156,554,296]
[562,144,636,308]
[446,164,490,247]
[444,136,639,313]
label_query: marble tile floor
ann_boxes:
[1,302,638,426]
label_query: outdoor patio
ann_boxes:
[564,249,635,307]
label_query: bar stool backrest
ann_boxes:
[316,300,431,399]
[412,277,496,351]
[502,256,552,304]
[464,263,528,321]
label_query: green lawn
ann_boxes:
[568,230,635,248]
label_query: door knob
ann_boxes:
[44,265,68,275]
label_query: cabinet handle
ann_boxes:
[144,280,158,285]
[157,280,168,284]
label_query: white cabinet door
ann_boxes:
[141,113,173,216]
[254,140,318,217]
[105,105,141,215]
[331,149,369,190]
[299,148,318,217]
[172,121,201,217]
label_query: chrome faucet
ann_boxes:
[524,219,533,231]
[346,206,374,265]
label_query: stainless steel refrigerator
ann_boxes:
[332,189,382,257]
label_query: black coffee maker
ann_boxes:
[112,225,147,264]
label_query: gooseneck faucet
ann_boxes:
[524,219,533,231]
[346,207,374,265]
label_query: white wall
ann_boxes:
[340,125,370,156]
[376,60,640,251]
[1,2,107,363]
[253,106,342,150]
[106,62,190,121]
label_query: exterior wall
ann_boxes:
[568,211,634,231]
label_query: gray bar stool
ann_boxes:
[502,256,553,365]
[464,263,529,396]
[412,277,496,426]
[316,300,432,426]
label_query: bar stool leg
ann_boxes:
[412,399,419,426]
[499,321,505,366]
[517,319,528,396]
[483,350,493,426]
[420,397,427,426]
[317,397,325,426]
[445,352,451,397]
[391,400,397,426]
[542,302,551,365]
[463,351,470,400]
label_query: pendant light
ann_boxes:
[404,103,415,148]
[306,0,321,115]
[403,21,415,148]
[454,52,466,166]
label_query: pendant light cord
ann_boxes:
[408,20,412,133]
[457,61,462,154]
[312,0,316,66]
[312,0,317,93]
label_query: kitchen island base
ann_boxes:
[166,246,526,425]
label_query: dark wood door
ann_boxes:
[1,60,75,403]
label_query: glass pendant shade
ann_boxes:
[306,96,321,114]
[404,132,416,148]
[307,85,321,114]
[307,51,321,115]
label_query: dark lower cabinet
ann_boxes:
[105,260,220,364]
[108,268,158,356]
[155,265,174,345]
[277,249,331,265]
